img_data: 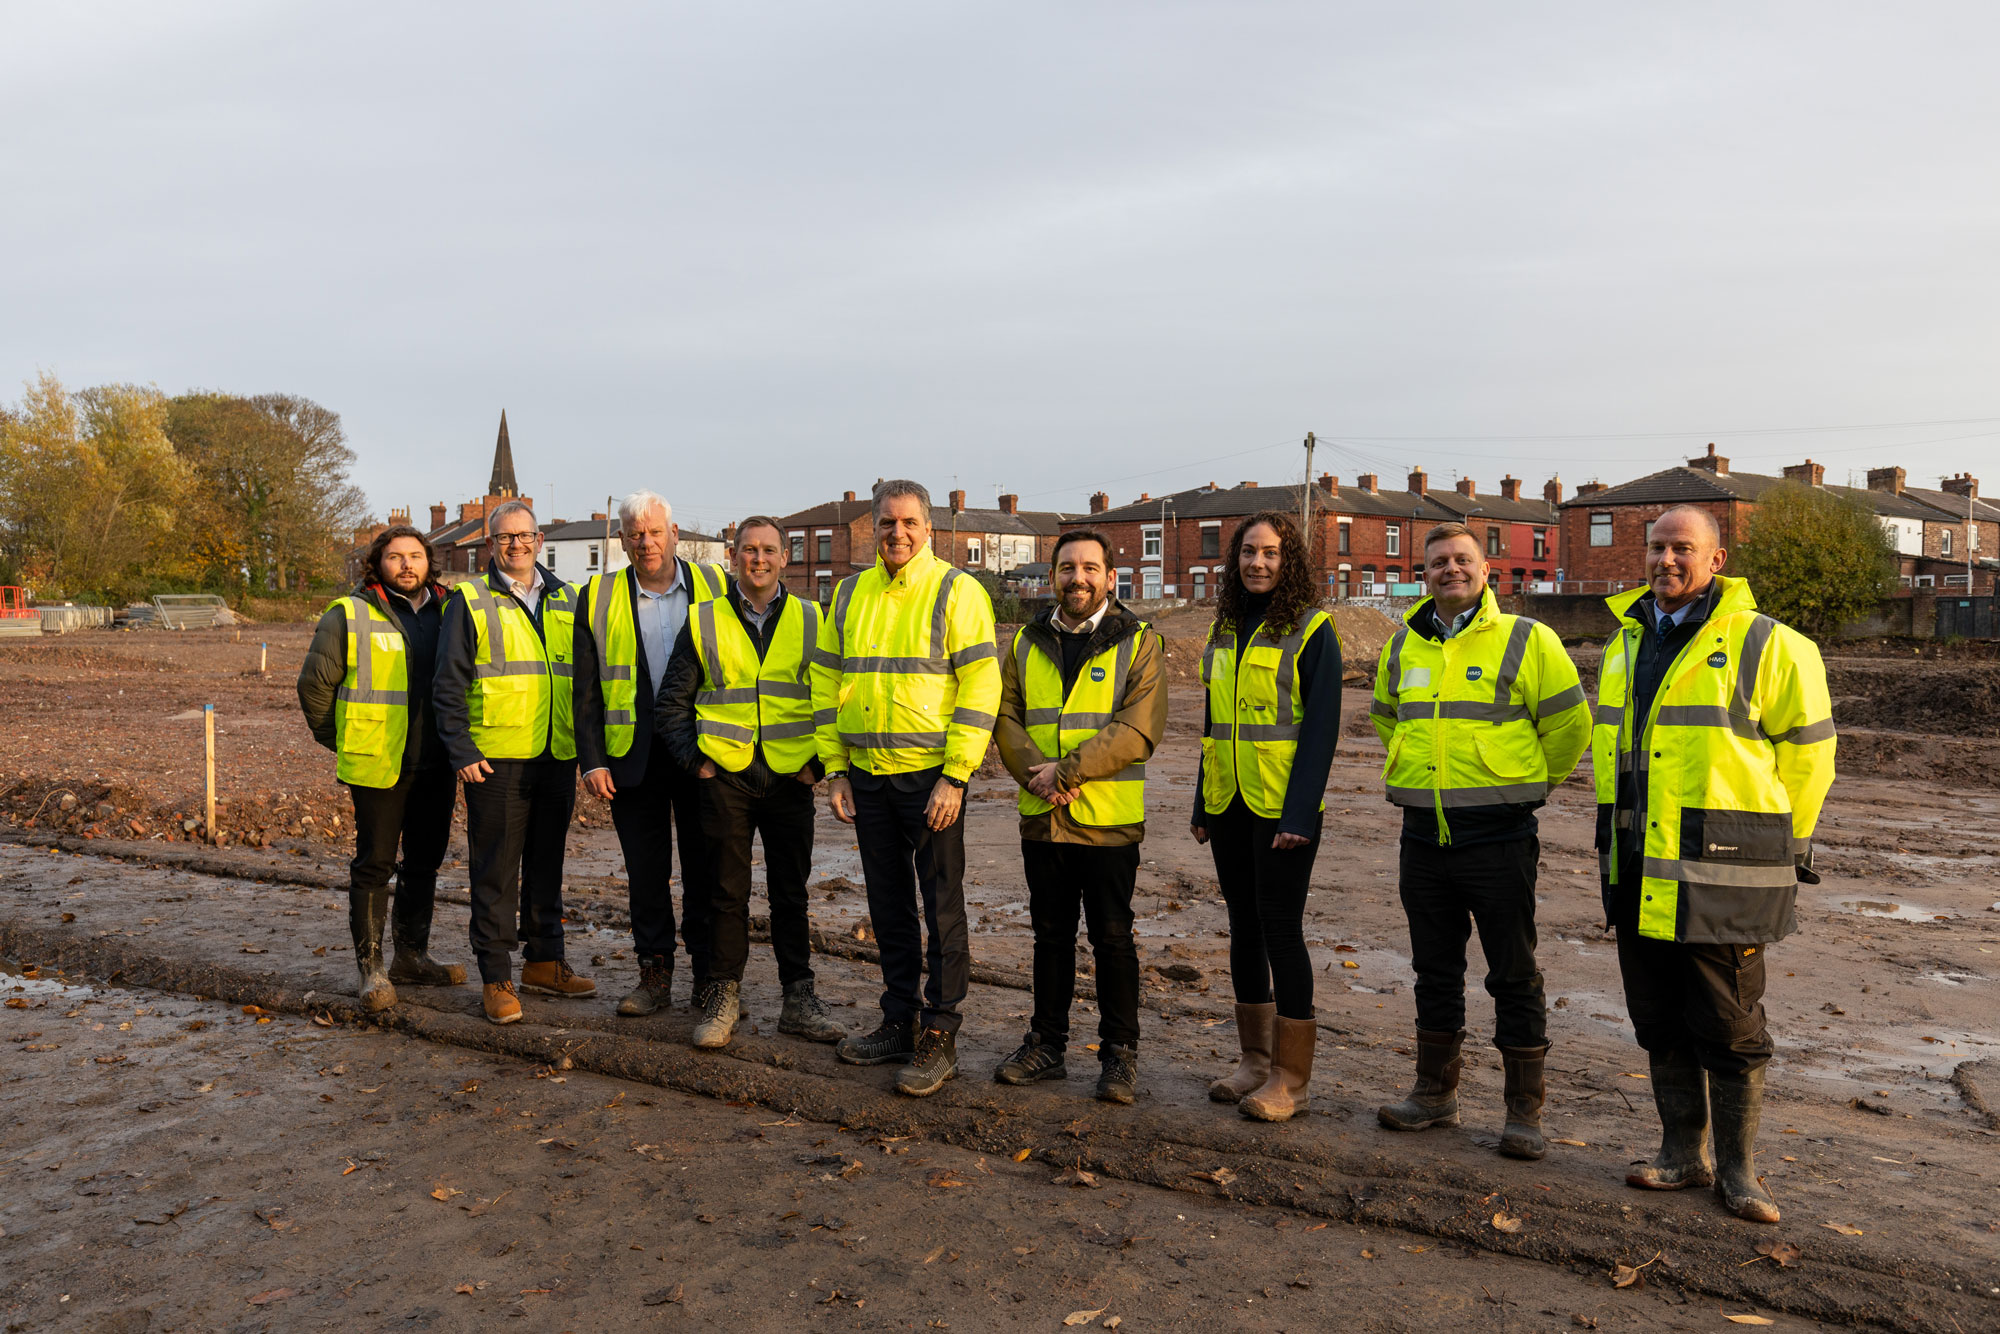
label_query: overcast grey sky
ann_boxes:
[5,3,1997,534]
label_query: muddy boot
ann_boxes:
[1625,1051,1714,1191]
[837,1015,919,1066]
[520,960,596,998]
[1208,1002,1277,1104]
[1377,1029,1464,1131]
[692,979,742,1050]
[351,893,397,1013]
[1710,1066,1780,1223]
[388,917,467,987]
[617,960,674,1017]
[1497,1044,1548,1160]
[1240,1016,1316,1123]
[894,1026,959,1097]
[778,979,845,1042]
[1095,1045,1139,1106]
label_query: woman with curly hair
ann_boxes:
[1193,510,1342,1122]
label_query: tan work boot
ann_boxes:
[1209,1002,1277,1104]
[520,960,596,998]
[483,980,522,1025]
[1239,1016,1317,1123]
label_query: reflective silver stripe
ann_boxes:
[1767,717,1835,745]
[1013,629,1034,684]
[932,568,961,659]
[951,708,996,729]
[1057,711,1115,729]
[1492,617,1536,703]
[1533,683,1586,721]
[696,719,756,742]
[698,687,760,705]
[590,574,633,682]
[759,719,817,740]
[459,580,508,674]
[1643,855,1796,888]
[604,710,636,727]
[1655,704,1762,740]
[1384,626,1409,694]
[1112,632,1136,702]
[474,659,548,679]
[1386,781,1551,807]
[696,563,727,598]
[1733,615,1776,726]
[1200,632,1218,684]
[549,662,572,679]
[1268,614,1318,728]
[1396,700,1531,723]
[338,597,407,705]
[1101,763,1146,782]
[339,688,408,704]
[840,730,949,749]
[807,648,843,670]
[813,708,839,726]
[1024,707,1064,725]
[1235,723,1302,742]
[794,600,820,682]
[842,655,952,675]
[1369,698,1398,720]
[759,680,813,701]
[1593,702,1624,728]
[696,600,722,688]
[950,641,998,669]
[832,575,857,654]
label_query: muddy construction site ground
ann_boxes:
[2,619,1997,1333]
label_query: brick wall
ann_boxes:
[1558,499,1749,584]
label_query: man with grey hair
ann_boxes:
[572,489,730,1018]
[435,499,594,1024]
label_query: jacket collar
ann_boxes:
[1404,584,1500,642]
[874,544,939,586]
[484,559,564,601]
[1607,574,1755,626]
[1026,598,1142,659]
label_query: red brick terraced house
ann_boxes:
[772,489,1071,602]
[1413,470,1565,594]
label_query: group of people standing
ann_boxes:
[300,481,1833,1226]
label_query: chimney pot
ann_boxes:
[949,489,966,513]
[1090,491,1109,514]
[1543,477,1562,506]
[1782,459,1826,488]
[1574,481,1606,498]
[1688,442,1729,475]
[429,502,447,531]
[1358,473,1379,495]
[1408,468,1428,495]
[843,490,856,503]
[999,493,1019,514]
[590,511,605,521]
[1942,472,1980,499]
[1500,476,1522,502]
[1455,477,1476,498]
[1865,466,1906,495]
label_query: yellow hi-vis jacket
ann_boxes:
[1370,587,1590,843]
[692,589,821,774]
[1593,575,1836,944]
[450,573,578,762]
[584,561,726,757]
[812,545,1000,781]
[1200,608,1333,818]
[327,594,409,789]
[1011,621,1152,827]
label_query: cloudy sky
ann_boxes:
[5,3,1997,534]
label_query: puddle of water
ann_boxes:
[1,957,103,1001]
[1834,899,1959,922]
[1919,971,1986,987]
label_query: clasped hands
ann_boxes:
[1026,761,1079,806]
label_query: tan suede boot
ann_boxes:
[1239,1016,1317,1123]
[1209,1002,1277,1104]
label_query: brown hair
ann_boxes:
[1422,521,1475,551]
[1214,510,1318,638]
[733,514,785,548]
[1051,528,1111,566]
[364,524,435,586]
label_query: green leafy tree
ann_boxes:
[1732,482,1897,641]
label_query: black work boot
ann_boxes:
[1497,1044,1548,1160]
[350,892,396,1013]
[1377,1029,1464,1131]
[692,979,742,1050]
[617,959,674,1017]
[1095,1045,1139,1105]
[388,914,467,987]
[777,979,846,1043]
[1710,1066,1780,1223]
[895,1026,959,1097]
[1626,1050,1715,1191]
[836,1015,919,1066]
[994,1034,1068,1086]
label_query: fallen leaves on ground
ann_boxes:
[1742,1240,1800,1268]
[1550,1138,1588,1147]
[430,1186,463,1202]
[1492,1212,1523,1234]
[1190,1167,1238,1187]
[1013,1147,1033,1162]
[1821,1221,1864,1236]
[922,1243,950,1264]
[1063,1308,1106,1327]
[1054,1166,1100,1188]
[1723,1315,1774,1326]
[311,1013,333,1027]
[1611,1249,1663,1289]
[927,1169,969,1188]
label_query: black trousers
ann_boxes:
[851,770,970,1034]
[1398,834,1546,1048]
[702,774,815,987]
[1610,856,1773,1075]
[462,758,577,984]
[1207,798,1321,1020]
[1023,840,1140,1051]
[609,747,718,980]
[346,765,457,951]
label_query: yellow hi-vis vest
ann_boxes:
[1011,623,1149,827]
[328,594,409,789]
[1592,576,1837,944]
[451,573,578,762]
[585,562,726,757]
[1369,587,1590,843]
[1200,609,1333,819]
[813,546,1001,780]
[691,591,821,773]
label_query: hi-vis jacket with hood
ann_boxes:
[1593,575,1836,944]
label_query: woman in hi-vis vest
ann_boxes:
[1192,511,1343,1122]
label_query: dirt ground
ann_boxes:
[3,621,1998,1332]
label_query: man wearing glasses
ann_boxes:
[435,500,596,1023]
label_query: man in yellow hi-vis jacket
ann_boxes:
[814,479,1000,1096]
[1371,522,1589,1161]
[1594,505,1835,1225]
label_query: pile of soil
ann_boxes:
[1830,665,2000,737]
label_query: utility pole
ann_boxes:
[1300,431,1317,588]
[1968,482,1976,596]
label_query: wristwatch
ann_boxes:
[941,775,967,790]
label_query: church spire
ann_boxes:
[489,410,518,498]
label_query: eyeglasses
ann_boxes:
[493,534,539,549]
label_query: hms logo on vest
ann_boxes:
[1091,666,1106,682]
[1465,665,1483,681]
[1707,651,1728,668]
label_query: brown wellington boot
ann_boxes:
[1209,1002,1277,1104]
[1377,1029,1465,1131]
[1497,1044,1549,1160]
[520,960,597,998]
[1239,1016,1317,1123]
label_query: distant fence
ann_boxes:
[154,594,230,629]
[1936,596,1999,639]
[40,605,112,634]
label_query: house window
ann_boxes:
[1387,565,1402,585]
[789,532,806,563]
[815,572,832,602]
[1942,528,1954,557]
[966,539,983,565]
[1385,524,1401,557]
[1512,568,1527,593]
[1142,567,1162,599]
[1192,568,1207,600]
[1362,564,1377,592]
[1200,524,1220,558]
[1589,514,1613,547]
[1142,525,1162,559]
[1532,527,1548,559]
[1116,568,1133,599]
[816,531,832,562]
[1337,519,1351,556]
[1487,526,1502,556]
[1337,563,1351,599]
[587,543,601,572]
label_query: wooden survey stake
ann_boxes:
[204,704,216,844]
